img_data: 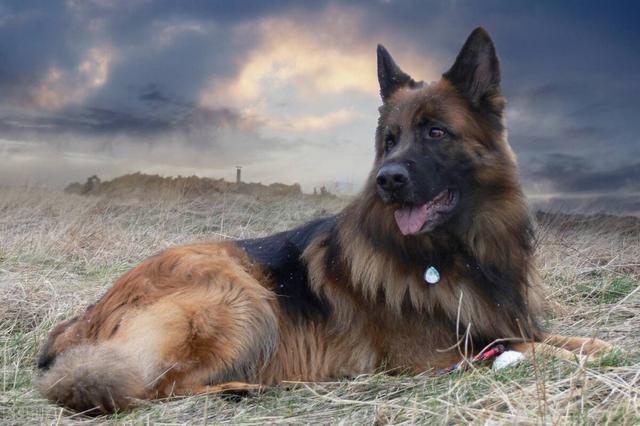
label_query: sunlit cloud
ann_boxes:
[201,6,377,107]
[28,46,114,110]
[152,19,209,48]
[262,108,362,132]
[200,5,437,134]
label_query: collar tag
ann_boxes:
[424,266,440,284]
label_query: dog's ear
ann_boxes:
[377,44,416,101]
[443,27,501,108]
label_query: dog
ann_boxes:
[37,27,612,413]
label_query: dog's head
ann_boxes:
[371,27,519,236]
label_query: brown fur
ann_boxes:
[38,28,612,414]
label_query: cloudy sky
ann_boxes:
[0,0,638,194]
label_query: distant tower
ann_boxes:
[236,166,242,184]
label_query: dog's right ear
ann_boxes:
[377,44,416,101]
[443,27,501,109]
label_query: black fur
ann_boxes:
[237,217,337,321]
[37,353,53,370]
[377,44,421,100]
[442,27,502,119]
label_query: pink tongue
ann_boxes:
[394,204,431,235]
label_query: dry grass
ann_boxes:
[0,186,638,425]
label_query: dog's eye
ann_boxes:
[384,135,396,153]
[427,127,446,139]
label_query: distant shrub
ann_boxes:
[64,172,304,199]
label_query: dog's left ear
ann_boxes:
[377,44,417,101]
[443,27,501,109]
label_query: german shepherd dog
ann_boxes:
[38,28,612,413]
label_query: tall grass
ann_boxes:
[0,187,638,424]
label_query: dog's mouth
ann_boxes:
[393,189,459,235]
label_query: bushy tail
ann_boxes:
[38,344,148,414]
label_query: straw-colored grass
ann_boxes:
[1,186,638,425]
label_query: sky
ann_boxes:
[0,0,638,195]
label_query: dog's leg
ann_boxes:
[39,260,279,413]
[542,334,613,356]
[510,342,580,361]
[189,382,265,396]
[510,335,614,364]
[111,283,278,400]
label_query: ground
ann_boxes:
[0,187,638,425]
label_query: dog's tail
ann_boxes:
[38,344,148,414]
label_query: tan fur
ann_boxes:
[512,336,613,363]
[38,344,148,413]
[39,243,280,412]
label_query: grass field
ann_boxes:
[1,187,639,425]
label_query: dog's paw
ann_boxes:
[577,338,614,356]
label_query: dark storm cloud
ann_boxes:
[0,0,638,193]
[0,0,327,107]
[0,83,246,140]
[0,0,290,173]
[506,78,640,193]
[0,104,235,137]
[525,153,640,193]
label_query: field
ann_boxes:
[1,187,639,425]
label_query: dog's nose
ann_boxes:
[376,163,409,193]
